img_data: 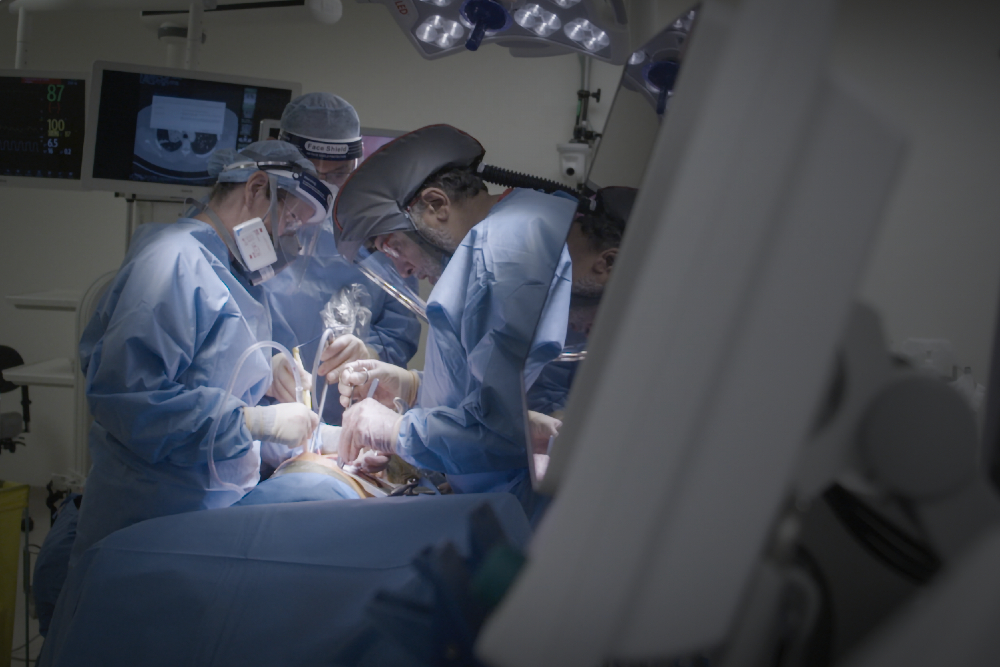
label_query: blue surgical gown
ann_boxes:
[73,218,272,561]
[265,223,421,428]
[394,189,574,517]
[526,328,586,414]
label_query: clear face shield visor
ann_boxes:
[271,185,324,260]
[215,160,334,285]
[352,230,454,322]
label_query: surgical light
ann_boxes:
[366,0,630,63]
[514,4,561,38]
[415,15,466,49]
[644,59,681,114]
[628,50,647,65]
[459,0,512,51]
[563,17,609,52]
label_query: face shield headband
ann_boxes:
[279,130,364,162]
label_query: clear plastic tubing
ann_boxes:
[308,328,337,453]
[205,340,303,497]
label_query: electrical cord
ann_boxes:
[11,635,41,652]
[477,164,585,201]
[10,633,42,665]
[824,484,941,584]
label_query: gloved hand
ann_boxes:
[243,403,319,449]
[317,424,342,455]
[266,353,313,404]
[318,335,377,385]
[339,398,402,468]
[527,411,562,455]
[338,359,420,410]
[354,449,391,474]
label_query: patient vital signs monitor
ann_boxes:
[0,71,87,189]
[83,61,300,200]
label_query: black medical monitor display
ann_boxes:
[0,75,86,181]
[91,70,293,187]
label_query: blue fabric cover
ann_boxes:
[37,494,530,667]
[395,189,574,515]
[234,471,361,505]
[32,494,81,637]
[73,219,273,562]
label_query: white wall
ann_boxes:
[0,3,620,484]
[834,0,1000,379]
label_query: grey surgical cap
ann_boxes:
[332,124,485,262]
[208,140,315,183]
[279,92,363,162]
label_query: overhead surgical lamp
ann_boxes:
[360,0,632,63]
[620,7,695,115]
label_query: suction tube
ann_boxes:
[476,164,588,202]
[205,340,303,498]
[308,328,338,453]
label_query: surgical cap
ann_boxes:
[333,125,485,262]
[281,93,360,142]
[594,186,638,226]
[209,140,316,184]
[280,93,363,161]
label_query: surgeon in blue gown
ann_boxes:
[263,93,420,437]
[327,125,574,522]
[526,186,636,416]
[71,141,332,562]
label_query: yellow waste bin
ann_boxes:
[0,482,29,667]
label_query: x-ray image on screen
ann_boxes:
[132,96,238,183]
[90,68,294,190]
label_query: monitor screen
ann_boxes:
[85,62,300,198]
[0,72,86,188]
[360,127,405,161]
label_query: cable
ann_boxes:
[476,164,584,201]
[824,484,941,584]
[11,633,42,666]
[10,635,41,653]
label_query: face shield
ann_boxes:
[281,130,363,189]
[312,157,361,189]
[217,159,334,286]
[351,215,454,323]
[331,125,487,318]
[354,245,428,320]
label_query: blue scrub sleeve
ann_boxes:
[365,282,421,367]
[81,249,257,467]
[396,404,526,474]
[396,281,552,475]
